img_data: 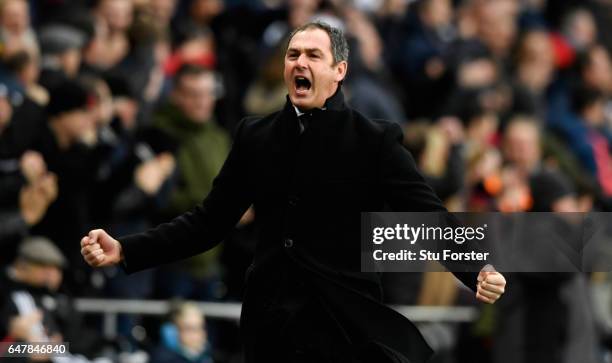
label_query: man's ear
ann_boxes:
[335,61,348,82]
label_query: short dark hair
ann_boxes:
[4,50,32,74]
[46,79,92,118]
[287,21,349,64]
[572,85,604,114]
[174,64,213,88]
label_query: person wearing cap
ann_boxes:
[0,236,65,344]
[81,22,506,363]
[0,236,103,359]
[38,24,87,90]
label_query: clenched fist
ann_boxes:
[476,264,506,304]
[80,229,123,267]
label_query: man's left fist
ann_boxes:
[476,265,506,304]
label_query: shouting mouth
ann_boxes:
[294,76,312,96]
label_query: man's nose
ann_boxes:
[296,54,308,68]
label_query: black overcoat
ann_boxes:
[120,89,477,363]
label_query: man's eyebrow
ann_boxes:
[287,47,324,54]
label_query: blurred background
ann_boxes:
[2,0,612,362]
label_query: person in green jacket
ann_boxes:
[153,64,230,296]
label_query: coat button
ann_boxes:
[284,238,294,248]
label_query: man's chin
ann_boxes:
[289,95,315,110]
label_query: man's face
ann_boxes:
[16,262,63,291]
[54,109,95,143]
[1,0,29,34]
[173,73,216,123]
[150,0,177,24]
[176,308,206,354]
[503,121,540,173]
[100,0,133,32]
[284,28,347,111]
[585,46,612,92]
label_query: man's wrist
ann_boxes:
[118,242,124,262]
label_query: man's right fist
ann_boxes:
[80,229,123,267]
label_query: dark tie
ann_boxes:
[298,113,310,133]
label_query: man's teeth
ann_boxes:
[295,77,311,90]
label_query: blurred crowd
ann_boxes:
[1,0,612,362]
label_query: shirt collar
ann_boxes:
[293,105,325,117]
[287,86,346,117]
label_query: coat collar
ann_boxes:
[282,86,346,117]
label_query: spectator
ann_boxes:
[402,116,465,205]
[344,6,406,123]
[148,0,178,32]
[511,29,555,121]
[0,82,17,153]
[30,79,101,292]
[152,64,230,300]
[0,46,50,155]
[579,45,612,95]
[0,150,57,265]
[82,73,177,349]
[38,24,87,89]
[188,0,224,29]
[0,0,38,57]
[472,0,519,62]
[243,38,287,116]
[4,49,48,106]
[492,170,597,363]
[560,7,597,53]
[0,79,57,263]
[164,25,216,78]
[557,87,612,202]
[155,64,229,217]
[392,0,456,118]
[94,0,134,70]
[150,301,213,363]
[0,236,103,359]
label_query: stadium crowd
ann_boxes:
[1,0,612,362]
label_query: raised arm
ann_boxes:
[379,122,505,303]
[81,119,253,273]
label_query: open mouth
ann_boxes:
[294,76,312,92]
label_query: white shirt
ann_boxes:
[293,105,326,133]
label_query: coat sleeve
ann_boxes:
[119,119,253,274]
[379,122,478,291]
[379,122,447,212]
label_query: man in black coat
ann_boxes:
[81,22,506,363]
